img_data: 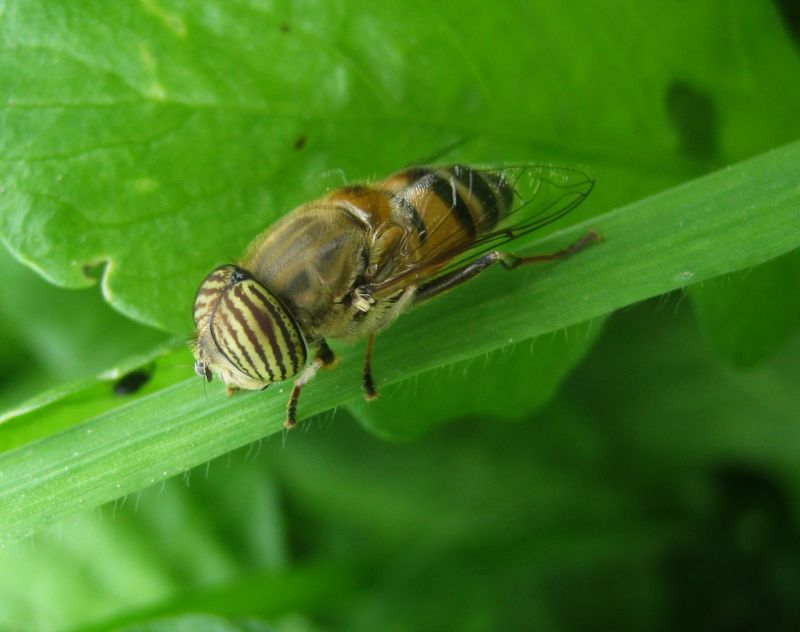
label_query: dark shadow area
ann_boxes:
[665,80,719,160]
[774,0,800,51]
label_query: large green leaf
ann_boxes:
[2,1,798,335]
[1,141,798,546]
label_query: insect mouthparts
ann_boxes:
[194,360,212,382]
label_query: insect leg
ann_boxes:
[285,342,335,428]
[414,252,504,303]
[403,136,474,167]
[414,231,600,303]
[363,333,378,400]
[502,230,601,267]
[317,338,337,368]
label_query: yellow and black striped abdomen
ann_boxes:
[194,265,307,384]
[379,165,514,257]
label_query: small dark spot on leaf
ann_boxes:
[82,259,108,282]
[280,23,291,33]
[294,135,307,151]
[114,368,152,396]
[774,0,800,49]
[665,80,719,160]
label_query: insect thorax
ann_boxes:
[239,202,376,340]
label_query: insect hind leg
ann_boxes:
[414,230,600,303]
[500,230,601,268]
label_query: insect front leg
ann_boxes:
[363,333,378,400]
[414,231,600,303]
[285,340,336,429]
[360,286,414,400]
[316,338,337,369]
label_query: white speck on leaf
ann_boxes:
[132,178,160,194]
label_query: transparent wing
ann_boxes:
[371,164,594,293]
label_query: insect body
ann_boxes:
[192,164,597,428]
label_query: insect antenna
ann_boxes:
[405,135,478,167]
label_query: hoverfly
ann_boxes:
[191,164,598,428]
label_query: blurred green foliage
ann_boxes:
[2,301,799,631]
[1,0,799,630]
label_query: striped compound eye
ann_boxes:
[193,266,307,385]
